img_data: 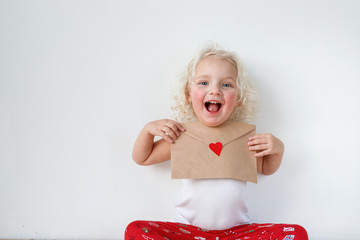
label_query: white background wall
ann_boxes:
[1,0,359,239]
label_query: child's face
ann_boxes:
[188,56,238,127]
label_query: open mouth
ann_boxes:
[205,101,222,112]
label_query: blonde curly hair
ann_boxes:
[172,41,258,123]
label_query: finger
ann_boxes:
[249,143,269,151]
[159,131,174,143]
[171,123,186,137]
[254,149,270,158]
[176,123,186,132]
[248,137,268,146]
[161,126,178,140]
[248,133,271,141]
[169,121,185,132]
[166,123,182,137]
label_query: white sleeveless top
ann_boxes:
[171,178,252,230]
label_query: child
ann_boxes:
[126,42,308,240]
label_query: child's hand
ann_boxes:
[145,119,185,143]
[248,133,284,158]
[132,119,184,165]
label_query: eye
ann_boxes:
[222,83,231,87]
[200,81,208,86]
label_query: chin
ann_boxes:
[200,118,227,127]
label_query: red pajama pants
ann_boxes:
[125,220,308,240]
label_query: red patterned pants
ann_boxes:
[125,220,308,240]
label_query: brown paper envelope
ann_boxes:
[171,121,257,183]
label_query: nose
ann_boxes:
[209,84,222,95]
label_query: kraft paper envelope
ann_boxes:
[171,121,257,183]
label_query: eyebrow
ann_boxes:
[194,75,236,81]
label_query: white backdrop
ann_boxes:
[1,0,359,239]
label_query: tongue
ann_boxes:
[208,103,220,112]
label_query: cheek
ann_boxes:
[225,91,238,105]
[189,88,204,103]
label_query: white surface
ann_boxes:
[0,0,359,239]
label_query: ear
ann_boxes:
[235,96,242,107]
[185,89,191,103]
[186,95,192,104]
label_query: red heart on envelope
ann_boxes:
[209,142,222,156]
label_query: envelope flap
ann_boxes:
[183,121,256,146]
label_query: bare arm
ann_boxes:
[132,119,185,166]
[248,133,284,175]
